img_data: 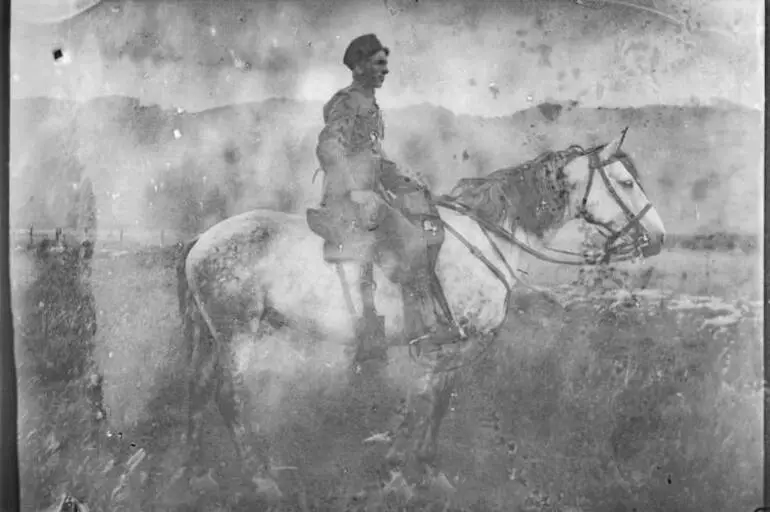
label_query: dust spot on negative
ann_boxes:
[223,146,241,165]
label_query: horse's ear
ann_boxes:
[618,126,629,150]
[600,131,625,160]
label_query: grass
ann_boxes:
[11,243,763,511]
[525,247,761,302]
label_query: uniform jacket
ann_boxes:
[316,83,386,201]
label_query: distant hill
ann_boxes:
[10,95,762,239]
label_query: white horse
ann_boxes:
[175,129,666,502]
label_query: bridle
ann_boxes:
[436,131,656,267]
[435,147,654,267]
[575,148,654,264]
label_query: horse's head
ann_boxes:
[565,128,666,260]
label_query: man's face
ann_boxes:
[356,49,389,89]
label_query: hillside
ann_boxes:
[10,95,762,237]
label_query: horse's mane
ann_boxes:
[443,144,592,239]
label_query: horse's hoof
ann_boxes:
[252,475,283,501]
[427,470,456,495]
[189,468,219,493]
[382,470,416,502]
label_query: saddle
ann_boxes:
[306,166,452,360]
[306,163,445,264]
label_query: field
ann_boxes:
[11,239,763,511]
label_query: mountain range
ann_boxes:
[10,95,762,238]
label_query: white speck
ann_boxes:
[225,74,232,83]
[336,35,340,39]
[38,301,44,308]
[12,74,19,82]
[210,27,217,36]
[527,95,533,102]
[111,5,120,12]
[229,49,247,70]
[108,351,113,358]
[173,129,182,139]
[176,107,185,114]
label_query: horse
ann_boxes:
[174,128,667,503]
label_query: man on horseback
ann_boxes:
[307,33,461,352]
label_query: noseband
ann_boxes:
[576,151,654,263]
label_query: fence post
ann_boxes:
[28,225,33,246]
[120,228,124,244]
[160,230,165,246]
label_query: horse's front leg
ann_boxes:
[386,349,458,489]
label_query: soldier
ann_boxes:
[308,33,460,348]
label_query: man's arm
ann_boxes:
[316,93,358,196]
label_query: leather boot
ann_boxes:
[401,267,460,349]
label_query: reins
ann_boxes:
[411,146,656,372]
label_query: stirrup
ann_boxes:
[407,324,462,349]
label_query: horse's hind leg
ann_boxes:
[387,351,458,490]
[216,340,283,500]
[185,307,219,487]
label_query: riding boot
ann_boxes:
[353,264,387,363]
[401,266,460,350]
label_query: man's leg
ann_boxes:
[353,262,387,362]
[381,211,458,346]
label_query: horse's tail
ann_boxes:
[177,237,198,369]
[176,235,226,367]
[176,237,198,320]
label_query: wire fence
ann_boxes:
[11,226,188,251]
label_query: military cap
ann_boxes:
[343,34,390,70]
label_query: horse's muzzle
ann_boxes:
[640,231,664,258]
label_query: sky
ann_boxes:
[10,0,764,117]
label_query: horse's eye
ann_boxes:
[618,179,634,189]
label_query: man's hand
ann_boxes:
[350,190,385,229]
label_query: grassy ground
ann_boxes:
[525,247,761,301]
[11,244,763,511]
